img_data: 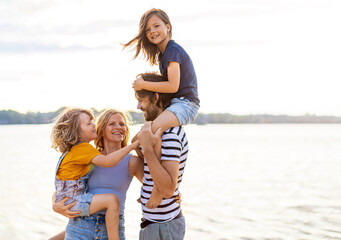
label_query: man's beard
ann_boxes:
[144,105,159,121]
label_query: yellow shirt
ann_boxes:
[56,142,101,180]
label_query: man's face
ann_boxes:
[136,94,160,121]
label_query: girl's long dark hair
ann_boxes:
[122,8,172,66]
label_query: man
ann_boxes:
[136,72,188,240]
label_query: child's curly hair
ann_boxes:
[51,108,94,153]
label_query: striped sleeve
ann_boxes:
[161,130,183,161]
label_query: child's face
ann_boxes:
[78,112,97,142]
[145,15,170,46]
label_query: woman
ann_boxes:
[50,109,144,240]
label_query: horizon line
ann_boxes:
[1,108,341,118]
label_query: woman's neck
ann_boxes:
[101,141,121,155]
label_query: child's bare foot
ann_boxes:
[145,189,163,209]
[145,198,162,209]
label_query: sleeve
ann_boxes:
[73,143,101,165]
[161,132,182,162]
[164,46,183,66]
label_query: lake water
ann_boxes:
[0,124,341,240]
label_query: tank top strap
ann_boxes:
[123,153,131,170]
[55,151,68,176]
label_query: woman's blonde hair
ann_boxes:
[123,8,172,66]
[94,109,131,151]
[51,108,94,153]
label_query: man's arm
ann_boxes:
[139,122,179,198]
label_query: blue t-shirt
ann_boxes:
[159,40,200,106]
[88,153,133,215]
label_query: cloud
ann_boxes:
[0,42,118,53]
[184,40,265,47]
[0,70,21,82]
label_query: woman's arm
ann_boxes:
[131,131,144,160]
[92,141,139,167]
[128,155,144,183]
[133,62,180,93]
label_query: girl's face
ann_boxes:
[103,113,127,144]
[79,112,97,142]
[145,14,170,46]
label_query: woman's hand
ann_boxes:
[52,192,80,218]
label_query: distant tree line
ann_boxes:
[193,113,341,124]
[1,108,341,125]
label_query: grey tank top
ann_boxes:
[87,153,133,215]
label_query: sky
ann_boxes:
[1,0,341,116]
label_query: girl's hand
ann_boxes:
[52,192,80,218]
[132,77,145,91]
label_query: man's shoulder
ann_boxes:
[162,126,187,143]
[163,126,185,135]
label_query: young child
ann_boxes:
[51,108,139,240]
[123,8,200,209]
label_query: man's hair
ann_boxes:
[136,72,172,110]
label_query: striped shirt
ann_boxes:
[140,126,188,222]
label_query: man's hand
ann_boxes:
[175,192,182,206]
[139,122,162,149]
[52,192,80,218]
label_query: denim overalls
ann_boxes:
[55,151,94,216]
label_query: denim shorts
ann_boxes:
[139,216,186,240]
[166,98,199,125]
[55,170,94,217]
[65,213,126,240]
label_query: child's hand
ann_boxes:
[131,139,140,149]
[132,77,145,91]
[131,131,140,143]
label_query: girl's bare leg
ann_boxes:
[89,194,120,240]
[146,110,179,208]
[151,110,179,159]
